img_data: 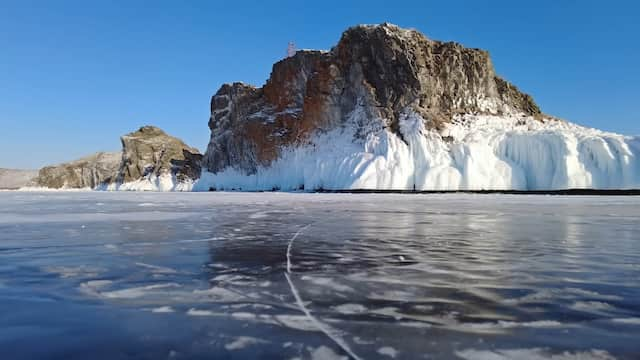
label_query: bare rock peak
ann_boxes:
[117,124,202,184]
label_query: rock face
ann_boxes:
[31,126,202,190]
[199,23,640,191]
[117,126,202,184]
[34,152,121,189]
[203,23,540,174]
[0,169,38,189]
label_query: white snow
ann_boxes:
[100,283,181,299]
[135,262,178,274]
[462,320,563,330]
[611,317,640,325]
[455,348,615,360]
[186,308,216,316]
[45,265,104,278]
[150,306,175,313]
[103,173,194,192]
[299,276,355,293]
[309,346,349,360]
[570,301,615,312]
[195,112,640,191]
[78,280,113,297]
[333,304,368,315]
[377,347,399,358]
[224,336,268,350]
[18,173,194,192]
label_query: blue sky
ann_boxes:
[1,0,638,169]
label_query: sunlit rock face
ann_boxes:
[116,126,202,185]
[33,152,121,189]
[198,23,639,191]
[31,126,202,190]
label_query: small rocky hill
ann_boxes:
[31,126,201,190]
[34,152,120,189]
[117,126,202,185]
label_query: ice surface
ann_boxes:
[224,336,269,350]
[377,346,398,358]
[455,348,616,360]
[0,192,639,359]
[196,113,640,191]
[150,306,174,313]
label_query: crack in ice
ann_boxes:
[286,224,311,274]
[284,223,362,360]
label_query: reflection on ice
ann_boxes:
[0,192,639,359]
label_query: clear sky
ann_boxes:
[1,0,638,169]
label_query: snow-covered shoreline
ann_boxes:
[14,114,640,192]
[195,113,640,192]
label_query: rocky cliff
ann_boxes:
[202,23,540,175]
[117,126,202,185]
[31,126,202,190]
[198,23,640,191]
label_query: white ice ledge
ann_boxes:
[194,113,640,191]
[19,173,195,192]
[102,174,195,192]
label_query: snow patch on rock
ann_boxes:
[103,173,195,192]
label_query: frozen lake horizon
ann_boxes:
[0,192,639,359]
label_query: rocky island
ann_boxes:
[14,23,640,191]
[29,126,201,191]
[196,23,639,191]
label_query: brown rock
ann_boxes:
[31,126,202,189]
[203,23,541,175]
[34,152,121,189]
[116,126,203,184]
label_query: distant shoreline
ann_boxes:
[3,188,640,195]
[316,189,640,196]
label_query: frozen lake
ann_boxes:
[0,192,639,359]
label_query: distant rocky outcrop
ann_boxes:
[202,23,541,174]
[0,168,38,189]
[33,152,121,189]
[30,126,201,190]
[117,126,202,184]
